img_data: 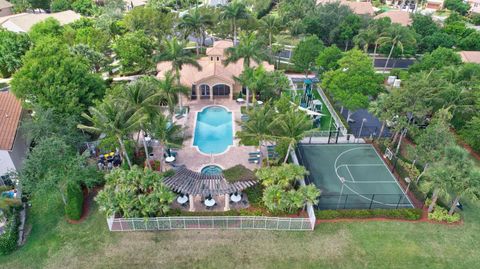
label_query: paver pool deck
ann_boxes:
[172,99,259,172]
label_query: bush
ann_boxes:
[428,207,461,223]
[315,208,422,220]
[243,184,263,207]
[223,165,256,183]
[0,207,21,255]
[65,183,84,221]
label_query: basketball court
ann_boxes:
[297,144,413,209]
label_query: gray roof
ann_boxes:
[163,166,257,196]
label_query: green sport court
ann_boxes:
[296,144,413,209]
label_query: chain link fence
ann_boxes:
[107,215,314,231]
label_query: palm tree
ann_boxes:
[147,112,183,172]
[354,27,383,66]
[156,70,190,119]
[270,108,313,164]
[377,25,416,73]
[235,66,268,105]
[78,101,144,169]
[262,184,285,213]
[368,93,393,139]
[422,165,451,213]
[117,77,161,169]
[236,103,274,165]
[299,184,321,210]
[154,37,201,109]
[220,0,249,45]
[224,32,269,106]
[442,146,478,215]
[259,15,279,48]
[178,7,213,55]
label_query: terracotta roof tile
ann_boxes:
[374,10,412,26]
[459,51,480,64]
[0,90,22,151]
[316,0,375,15]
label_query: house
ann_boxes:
[125,0,147,10]
[316,0,375,16]
[0,90,28,176]
[156,40,274,101]
[468,0,480,14]
[459,51,480,64]
[0,10,81,33]
[374,10,412,26]
[425,0,444,10]
[0,0,13,17]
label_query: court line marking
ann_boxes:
[345,165,355,183]
[343,181,398,184]
[334,146,413,208]
[368,144,414,207]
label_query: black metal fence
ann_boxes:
[316,193,413,210]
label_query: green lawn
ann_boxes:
[1,193,480,268]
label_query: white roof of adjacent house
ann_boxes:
[0,0,13,9]
[0,10,82,33]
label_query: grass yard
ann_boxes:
[1,192,480,268]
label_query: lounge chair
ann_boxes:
[249,152,261,157]
[248,157,259,164]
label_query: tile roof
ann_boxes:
[316,0,375,15]
[0,10,81,33]
[459,51,480,64]
[0,90,22,151]
[163,166,257,196]
[374,10,412,26]
[0,0,13,9]
[156,40,274,86]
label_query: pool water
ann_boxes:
[193,106,233,154]
[201,165,223,175]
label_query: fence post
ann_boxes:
[183,218,186,229]
[369,194,375,209]
[132,220,135,231]
[288,218,292,230]
[212,217,214,229]
[396,195,403,209]
[343,195,348,209]
[169,218,172,230]
[157,218,160,230]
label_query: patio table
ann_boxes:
[230,194,241,203]
[177,195,188,204]
[204,199,215,207]
[165,156,176,163]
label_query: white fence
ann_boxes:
[107,215,314,231]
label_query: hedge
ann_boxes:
[65,183,84,221]
[0,206,21,255]
[315,208,423,221]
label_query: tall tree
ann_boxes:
[220,0,249,45]
[322,49,383,122]
[11,37,105,117]
[0,30,31,77]
[377,24,417,72]
[113,31,155,73]
[224,32,269,106]
[259,14,280,47]
[315,45,342,75]
[178,7,214,55]
[156,70,190,119]
[122,6,174,41]
[154,37,201,109]
[409,47,462,73]
[78,100,144,169]
[291,35,325,77]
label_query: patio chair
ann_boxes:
[248,157,259,164]
[249,152,261,157]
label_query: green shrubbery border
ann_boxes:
[65,183,84,221]
[315,208,423,221]
[0,206,22,255]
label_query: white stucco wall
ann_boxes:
[0,150,15,175]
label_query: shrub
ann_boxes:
[0,207,21,255]
[65,183,84,221]
[223,165,256,183]
[428,207,461,223]
[315,208,422,220]
[244,184,263,207]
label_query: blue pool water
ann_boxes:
[193,106,233,154]
[201,165,223,175]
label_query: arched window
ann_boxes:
[199,84,210,99]
[212,84,230,97]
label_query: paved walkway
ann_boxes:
[171,99,260,172]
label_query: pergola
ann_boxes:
[163,166,257,211]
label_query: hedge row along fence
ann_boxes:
[315,208,423,221]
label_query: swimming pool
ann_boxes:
[193,106,233,154]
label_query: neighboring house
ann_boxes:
[156,40,274,101]
[0,90,28,176]
[125,0,147,10]
[0,10,81,33]
[459,51,480,64]
[374,10,412,26]
[316,0,375,16]
[204,0,228,6]
[425,0,444,10]
[0,0,13,17]
[469,0,480,14]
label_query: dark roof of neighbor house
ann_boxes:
[0,90,22,151]
[163,166,257,196]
